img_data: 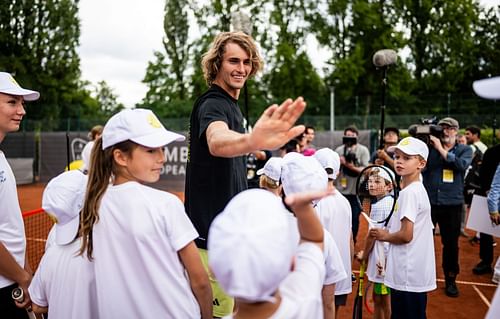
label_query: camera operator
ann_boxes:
[370,127,400,169]
[335,126,370,243]
[422,117,472,298]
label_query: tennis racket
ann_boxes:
[356,164,398,280]
[352,262,366,319]
[11,287,39,319]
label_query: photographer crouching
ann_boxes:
[334,126,370,243]
[418,117,472,298]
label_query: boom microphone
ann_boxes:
[373,49,397,67]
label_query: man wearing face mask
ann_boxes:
[335,126,370,243]
[422,117,472,298]
[370,127,400,169]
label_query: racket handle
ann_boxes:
[11,287,37,319]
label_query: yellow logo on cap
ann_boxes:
[400,137,411,146]
[147,114,162,128]
[8,75,20,88]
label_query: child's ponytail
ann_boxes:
[79,137,113,259]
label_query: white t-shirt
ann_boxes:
[93,182,201,319]
[0,151,26,288]
[384,181,437,292]
[224,243,325,319]
[286,215,346,287]
[366,196,393,283]
[315,191,353,294]
[29,239,98,319]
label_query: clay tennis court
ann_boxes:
[18,183,498,318]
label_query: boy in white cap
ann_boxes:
[0,72,39,318]
[79,108,212,319]
[370,137,436,319]
[314,148,353,318]
[27,170,98,318]
[208,186,328,319]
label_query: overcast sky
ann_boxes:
[78,0,499,109]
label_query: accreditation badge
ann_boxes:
[442,169,454,183]
[341,176,347,188]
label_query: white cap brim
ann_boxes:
[0,87,40,101]
[473,76,500,100]
[256,168,265,176]
[55,216,79,245]
[131,130,185,148]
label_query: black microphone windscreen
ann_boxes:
[373,49,397,67]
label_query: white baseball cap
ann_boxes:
[473,76,500,100]
[42,170,88,245]
[256,157,283,182]
[102,108,185,149]
[0,72,40,101]
[208,189,294,302]
[314,147,340,179]
[281,152,328,198]
[389,137,429,161]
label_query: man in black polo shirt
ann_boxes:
[185,31,306,317]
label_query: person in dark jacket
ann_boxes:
[422,117,472,298]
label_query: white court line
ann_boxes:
[352,271,498,288]
[472,284,491,307]
[436,278,498,288]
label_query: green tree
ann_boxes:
[0,0,95,125]
[139,0,194,118]
[93,81,124,117]
[393,0,479,93]
[309,0,411,119]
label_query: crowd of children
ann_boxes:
[3,69,499,319]
[19,106,441,319]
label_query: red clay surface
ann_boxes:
[17,183,498,318]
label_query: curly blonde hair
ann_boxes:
[201,31,263,86]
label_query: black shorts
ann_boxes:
[335,294,348,306]
[0,283,29,319]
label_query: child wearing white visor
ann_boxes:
[28,170,97,319]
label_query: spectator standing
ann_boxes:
[370,127,400,169]
[0,72,39,319]
[303,126,317,155]
[335,126,370,242]
[422,117,472,297]
[472,130,500,276]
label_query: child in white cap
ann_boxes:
[0,72,39,318]
[357,166,396,319]
[281,152,347,319]
[370,137,436,319]
[314,148,354,318]
[27,170,97,319]
[79,109,212,319]
[256,157,283,197]
[208,185,328,319]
